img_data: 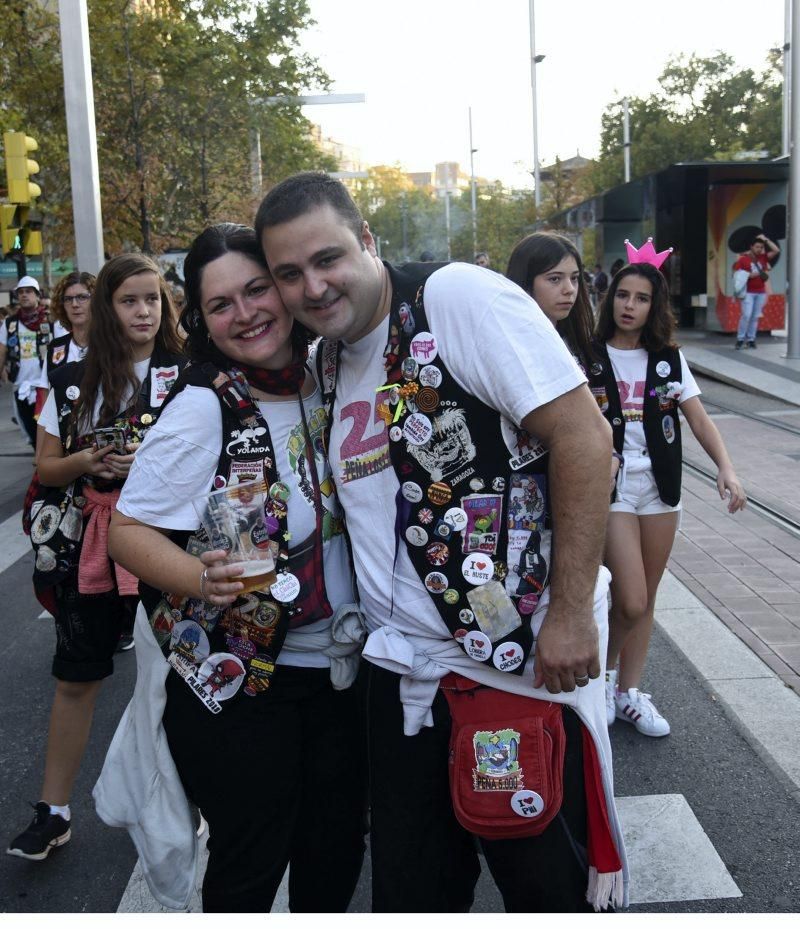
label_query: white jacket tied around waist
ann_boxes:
[93,602,366,910]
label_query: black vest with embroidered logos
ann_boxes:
[45,334,76,379]
[31,349,186,592]
[4,314,50,384]
[139,362,334,707]
[318,262,552,676]
[588,343,683,506]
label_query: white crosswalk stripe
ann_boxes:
[117,792,740,912]
[0,509,30,575]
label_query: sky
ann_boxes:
[299,0,788,188]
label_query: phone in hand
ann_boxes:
[94,426,127,454]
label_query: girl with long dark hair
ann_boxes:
[99,224,365,913]
[591,247,746,737]
[506,231,597,371]
[8,255,184,861]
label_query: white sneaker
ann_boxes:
[615,688,670,737]
[605,669,617,727]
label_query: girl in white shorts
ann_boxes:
[590,246,746,737]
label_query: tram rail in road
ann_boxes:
[683,458,800,541]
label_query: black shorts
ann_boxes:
[51,575,137,682]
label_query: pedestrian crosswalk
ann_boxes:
[0,509,30,575]
[117,792,741,912]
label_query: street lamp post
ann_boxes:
[401,192,408,261]
[623,98,631,183]
[469,107,478,258]
[784,0,793,157]
[58,0,104,273]
[787,0,800,358]
[528,1,545,208]
[253,93,367,196]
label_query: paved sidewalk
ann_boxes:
[680,330,800,407]
[669,327,800,694]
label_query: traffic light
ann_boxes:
[22,210,43,256]
[1,203,22,254]
[3,131,41,205]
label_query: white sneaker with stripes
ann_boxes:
[615,688,670,737]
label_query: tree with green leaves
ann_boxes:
[590,51,783,192]
[1,0,336,263]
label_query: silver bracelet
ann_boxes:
[199,567,210,601]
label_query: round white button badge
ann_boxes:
[464,631,492,662]
[419,365,443,388]
[510,790,544,818]
[66,386,80,400]
[492,642,524,672]
[410,331,438,364]
[656,361,671,378]
[444,507,469,532]
[270,572,301,603]
[405,525,429,547]
[403,413,433,446]
[462,554,494,586]
[402,481,423,503]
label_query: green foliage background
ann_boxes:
[0,0,337,262]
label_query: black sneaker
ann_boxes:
[7,803,71,860]
[748,340,757,349]
[116,634,135,652]
[735,340,744,350]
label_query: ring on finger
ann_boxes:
[574,674,590,686]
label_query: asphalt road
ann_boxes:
[0,378,798,913]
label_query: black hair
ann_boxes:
[254,172,365,246]
[505,231,597,367]
[180,223,313,366]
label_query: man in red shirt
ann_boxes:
[734,233,780,349]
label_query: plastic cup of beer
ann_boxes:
[192,479,277,594]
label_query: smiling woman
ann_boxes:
[99,224,366,913]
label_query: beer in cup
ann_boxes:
[193,479,277,595]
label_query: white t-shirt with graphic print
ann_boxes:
[117,381,352,668]
[606,346,700,456]
[327,261,586,641]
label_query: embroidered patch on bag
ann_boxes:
[473,729,523,791]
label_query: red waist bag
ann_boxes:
[440,673,566,839]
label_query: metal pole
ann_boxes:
[250,128,263,196]
[784,0,793,158]
[401,192,408,261]
[444,189,452,261]
[529,0,541,208]
[58,0,104,273]
[469,107,477,258]
[787,0,800,357]
[623,98,631,183]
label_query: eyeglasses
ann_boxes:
[63,293,91,305]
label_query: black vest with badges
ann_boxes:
[31,349,186,591]
[139,362,336,710]
[318,262,552,676]
[4,314,50,384]
[49,348,184,463]
[588,343,683,506]
[45,333,78,379]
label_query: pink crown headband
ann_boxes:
[624,237,673,270]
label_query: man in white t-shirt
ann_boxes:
[256,174,620,913]
[0,275,50,445]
